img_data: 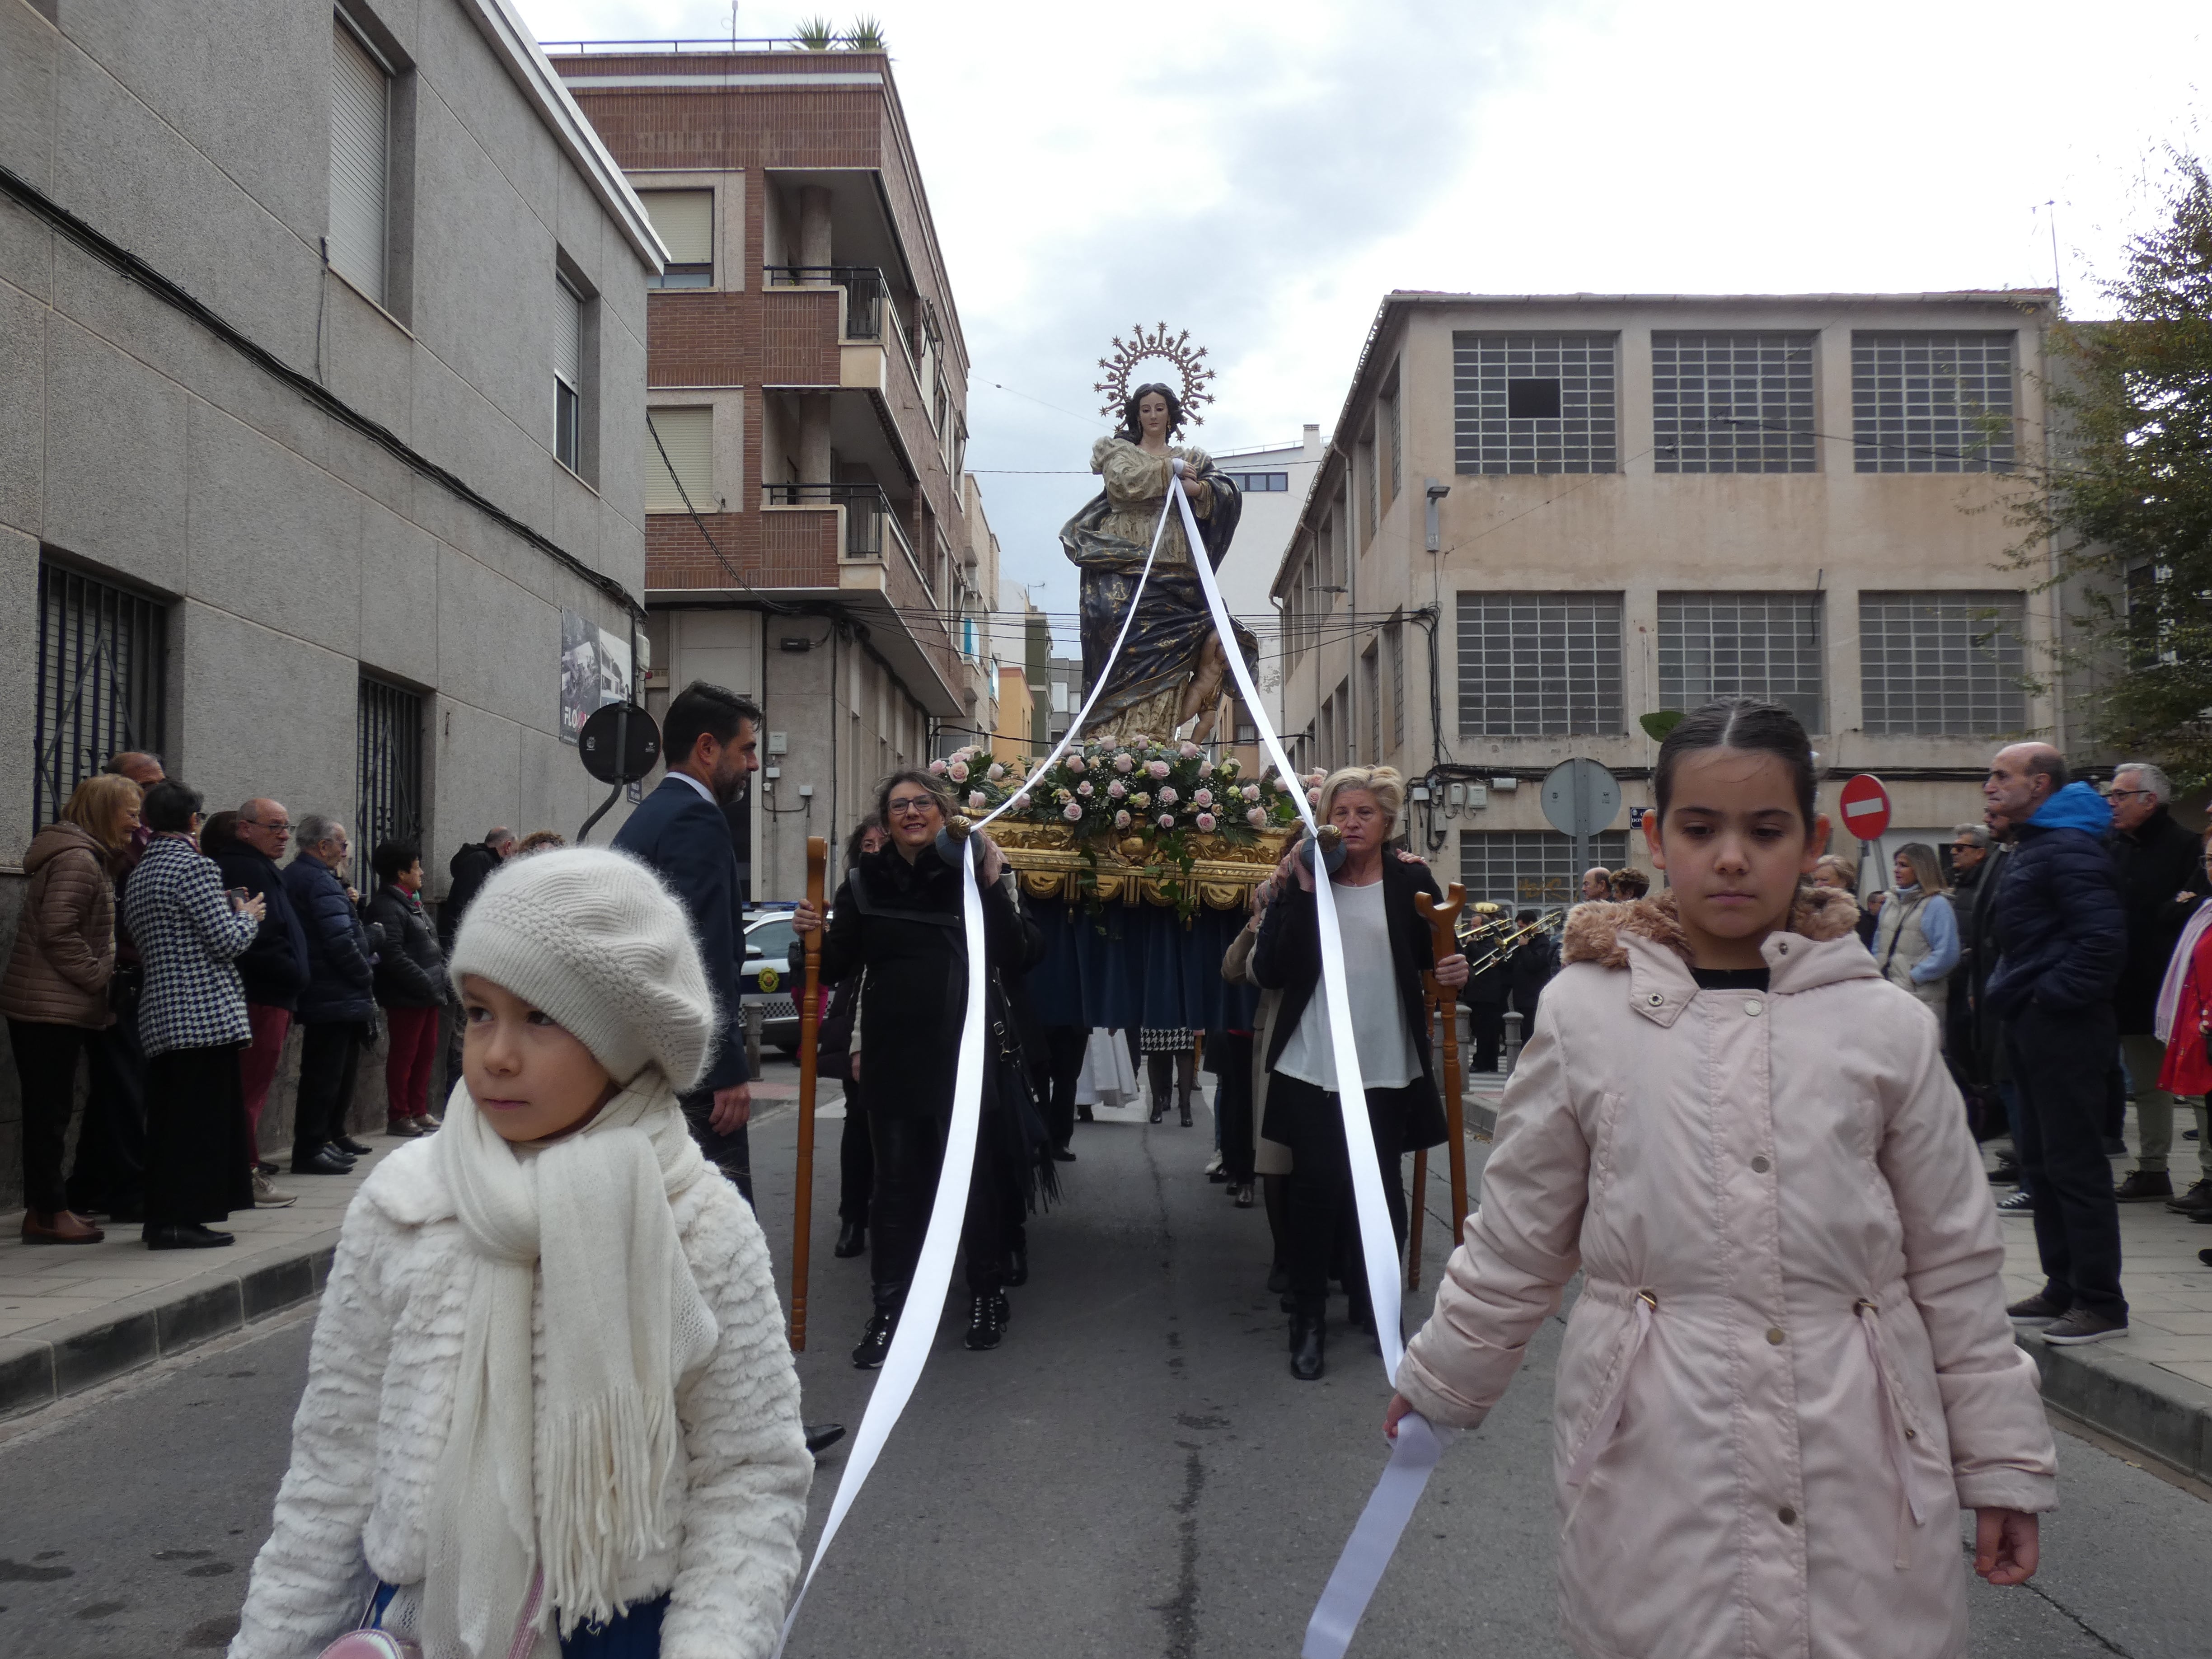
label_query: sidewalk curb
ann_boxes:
[2025,1336,2212,1484]
[0,1229,340,1422]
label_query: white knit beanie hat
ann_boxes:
[448,847,717,1091]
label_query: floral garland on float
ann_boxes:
[928,736,1321,918]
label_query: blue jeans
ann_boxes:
[369,1587,669,1656]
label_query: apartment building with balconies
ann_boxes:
[1274,290,2101,910]
[553,38,986,899]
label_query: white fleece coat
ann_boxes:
[229,1138,811,1659]
[1397,888,2057,1659]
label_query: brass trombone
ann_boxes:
[1454,906,1564,975]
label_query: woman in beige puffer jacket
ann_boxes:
[3,774,141,1243]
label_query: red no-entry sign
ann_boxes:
[1837,773,1892,843]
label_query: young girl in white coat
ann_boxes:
[230,849,811,1659]
[1389,698,2056,1659]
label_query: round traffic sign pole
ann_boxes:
[1542,759,1622,896]
[1837,774,1893,896]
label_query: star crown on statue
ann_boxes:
[1094,322,1217,425]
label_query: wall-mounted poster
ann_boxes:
[560,609,633,746]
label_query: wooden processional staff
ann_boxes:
[1407,885,1468,1291]
[789,836,828,1352]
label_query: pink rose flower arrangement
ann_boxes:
[1065,754,1085,773]
[1107,780,1127,799]
[1196,812,1216,832]
[1063,802,1084,822]
[1012,793,1030,810]
[1306,787,1322,805]
[987,762,1005,781]
[1077,781,1094,797]
[1157,813,1176,830]
[949,760,969,783]
[1130,792,1150,810]
[1193,788,1213,807]
[1146,759,1171,779]
[929,758,948,775]
[1158,786,1179,805]
[1179,741,1201,759]
[1114,810,1132,829]
[1242,784,1261,802]
[1113,753,1135,774]
[1245,806,1266,826]
[968,791,987,811]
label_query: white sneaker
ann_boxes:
[253,1172,299,1209]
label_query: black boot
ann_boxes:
[1148,1091,1166,1125]
[853,1291,901,1369]
[1179,1092,1193,1128]
[1289,1303,1326,1381]
[835,1220,867,1258]
[1006,1245,1029,1287]
[964,1292,1008,1350]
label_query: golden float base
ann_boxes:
[988,821,1295,911]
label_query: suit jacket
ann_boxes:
[614,774,749,1093]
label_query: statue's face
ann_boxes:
[1137,392,1171,437]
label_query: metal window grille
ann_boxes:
[1851,332,2015,473]
[1658,592,1825,729]
[1858,591,2027,736]
[1387,620,1405,753]
[1364,445,1378,544]
[1460,830,1629,909]
[1651,333,1816,473]
[1453,333,1618,475]
[357,676,423,856]
[33,562,167,830]
[1363,644,1380,762]
[1456,592,1624,737]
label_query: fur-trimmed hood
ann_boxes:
[1561,886,1875,1027]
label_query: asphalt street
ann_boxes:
[4,1064,2209,1657]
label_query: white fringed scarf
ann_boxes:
[420,1075,719,1659]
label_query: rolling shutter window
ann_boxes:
[553,276,583,389]
[328,19,389,306]
[644,408,713,513]
[640,191,714,266]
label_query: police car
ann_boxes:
[738,909,803,1055]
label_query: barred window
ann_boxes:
[33,561,167,830]
[1858,591,2027,735]
[1387,620,1406,754]
[1384,388,1401,502]
[1460,830,1630,910]
[1454,333,1618,475]
[1457,592,1624,736]
[358,675,424,855]
[1851,332,2015,473]
[1363,642,1380,763]
[1658,593,1825,729]
[1652,333,1816,473]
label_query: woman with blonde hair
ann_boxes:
[1253,765,1471,1379]
[1810,850,1879,947]
[1874,841,1961,1018]
[1,773,143,1243]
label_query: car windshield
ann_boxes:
[749,917,796,961]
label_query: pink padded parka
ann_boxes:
[1397,887,2056,1659]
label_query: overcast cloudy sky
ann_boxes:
[515,0,2208,626]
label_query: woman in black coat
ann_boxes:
[793,772,1032,1366]
[1253,766,1469,1382]
[819,816,885,1261]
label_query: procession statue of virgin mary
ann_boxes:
[1059,327,1257,744]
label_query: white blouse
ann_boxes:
[1273,878,1420,1092]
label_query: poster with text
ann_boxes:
[559,609,633,745]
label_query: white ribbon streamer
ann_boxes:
[776,464,1183,1654]
[1168,469,1457,1659]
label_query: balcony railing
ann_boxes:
[764,483,914,568]
[763,266,885,341]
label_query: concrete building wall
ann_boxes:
[0,0,658,1204]
[1275,291,2081,904]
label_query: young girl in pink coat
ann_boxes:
[1390,699,2055,1659]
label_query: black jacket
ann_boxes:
[2110,806,2211,1035]
[1984,785,2126,1019]
[812,843,1031,1120]
[614,776,750,1093]
[365,884,446,1010]
[1509,937,1554,1013]
[282,856,376,1024]
[209,840,309,1012]
[1251,856,1459,1141]
[439,842,505,953]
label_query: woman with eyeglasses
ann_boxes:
[792,771,1036,1364]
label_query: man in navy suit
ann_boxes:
[615,681,761,1196]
